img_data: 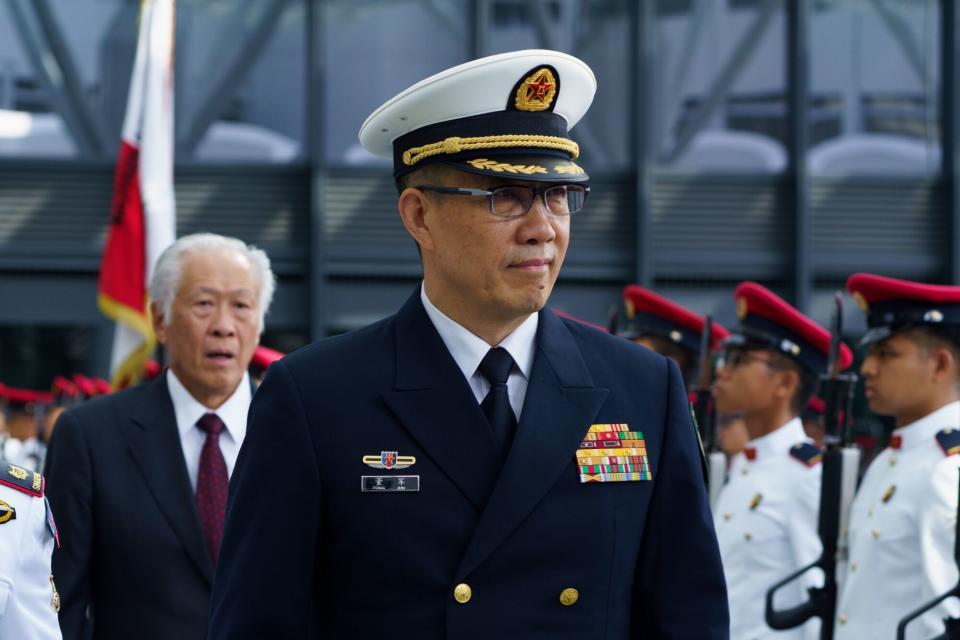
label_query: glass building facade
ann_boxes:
[0,0,954,386]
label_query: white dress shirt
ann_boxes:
[0,482,62,640]
[166,369,251,492]
[835,401,960,640]
[420,284,537,421]
[714,417,823,640]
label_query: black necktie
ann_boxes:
[478,347,517,455]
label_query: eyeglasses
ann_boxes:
[415,183,589,218]
[722,349,781,370]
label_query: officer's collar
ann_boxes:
[890,400,960,450]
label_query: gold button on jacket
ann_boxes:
[453,583,472,604]
[559,588,579,606]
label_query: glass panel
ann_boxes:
[655,0,788,174]
[808,0,940,177]
[485,0,633,172]
[12,0,309,164]
[323,0,471,167]
[178,0,306,164]
[0,1,84,158]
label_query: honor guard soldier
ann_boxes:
[835,274,960,639]
[210,50,729,639]
[618,284,730,382]
[0,388,51,473]
[0,461,62,640]
[712,282,853,640]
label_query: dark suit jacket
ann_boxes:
[45,375,214,640]
[209,291,728,639]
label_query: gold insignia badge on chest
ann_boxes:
[882,484,896,503]
[0,500,15,524]
[362,451,416,470]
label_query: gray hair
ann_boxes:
[148,233,276,332]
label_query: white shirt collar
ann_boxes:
[420,283,537,382]
[746,416,807,461]
[891,400,960,450]
[166,369,251,442]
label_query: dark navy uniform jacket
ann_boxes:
[209,290,728,639]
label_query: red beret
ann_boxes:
[143,359,162,380]
[805,395,826,416]
[3,386,52,409]
[847,272,960,344]
[94,378,113,395]
[250,345,285,372]
[621,285,730,353]
[51,376,80,400]
[732,282,853,373]
[73,374,98,398]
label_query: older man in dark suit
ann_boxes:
[210,50,728,639]
[45,233,275,640]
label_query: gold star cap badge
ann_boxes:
[513,66,558,112]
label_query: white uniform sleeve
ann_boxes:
[788,466,825,640]
[917,458,960,632]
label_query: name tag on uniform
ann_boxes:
[361,475,420,492]
[576,424,652,483]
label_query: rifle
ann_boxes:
[691,316,726,508]
[607,303,621,335]
[765,293,860,639]
[896,469,960,640]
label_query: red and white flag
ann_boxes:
[98,0,176,388]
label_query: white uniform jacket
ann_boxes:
[0,461,61,640]
[835,401,960,640]
[715,418,823,640]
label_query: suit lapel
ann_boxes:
[457,309,609,577]
[123,375,214,583]
[381,291,502,511]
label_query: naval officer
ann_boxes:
[209,49,728,639]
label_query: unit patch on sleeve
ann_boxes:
[0,463,44,497]
[576,423,652,483]
[936,428,960,456]
[789,443,823,467]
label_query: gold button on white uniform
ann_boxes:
[839,613,848,625]
[872,528,881,540]
[453,583,472,604]
[559,588,579,606]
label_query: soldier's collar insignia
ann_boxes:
[0,500,16,524]
[511,66,559,112]
[362,451,416,470]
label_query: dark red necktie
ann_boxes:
[196,413,228,565]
